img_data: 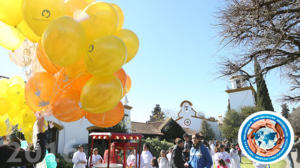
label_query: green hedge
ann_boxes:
[142,138,174,157]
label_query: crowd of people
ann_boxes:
[72,131,300,168]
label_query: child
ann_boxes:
[152,157,159,168]
[158,150,169,168]
[217,159,228,168]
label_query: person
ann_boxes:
[186,133,213,168]
[294,132,300,163]
[0,116,47,168]
[104,142,121,163]
[214,145,231,168]
[166,147,173,168]
[229,144,240,168]
[158,150,169,168]
[141,143,153,168]
[127,150,140,168]
[183,133,192,163]
[225,141,231,153]
[88,148,102,167]
[171,138,185,168]
[217,159,228,168]
[72,144,87,168]
[152,157,159,168]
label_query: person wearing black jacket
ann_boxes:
[0,116,46,168]
[183,133,192,162]
[171,138,185,168]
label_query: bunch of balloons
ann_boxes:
[0,0,139,129]
[0,77,36,142]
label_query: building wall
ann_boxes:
[228,89,255,111]
[176,102,222,140]
[45,116,93,156]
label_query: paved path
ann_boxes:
[285,151,299,168]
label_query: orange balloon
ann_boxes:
[36,42,60,74]
[55,70,92,93]
[86,102,124,128]
[64,58,87,78]
[25,72,56,112]
[125,75,131,94]
[114,68,126,88]
[52,89,85,122]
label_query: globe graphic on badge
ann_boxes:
[254,127,278,150]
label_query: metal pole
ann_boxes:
[108,138,111,168]
[138,140,141,168]
[135,148,137,168]
[90,137,94,168]
[123,146,126,168]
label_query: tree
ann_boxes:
[281,103,290,119]
[254,58,274,111]
[200,120,215,141]
[289,107,300,134]
[149,104,165,122]
[218,0,300,101]
[221,109,241,141]
[141,138,174,157]
[221,106,263,140]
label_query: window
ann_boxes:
[236,79,241,88]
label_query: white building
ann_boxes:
[225,75,256,111]
[174,100,222,140]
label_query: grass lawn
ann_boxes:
[213,157,286,168]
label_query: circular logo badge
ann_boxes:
[184,119,191,126]
[238,111,294,164]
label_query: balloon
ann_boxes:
[42,16,87,67]
[125,75,132,94]
[0,115,8,136]
[64,0,88,17]
[85,36,126,76]
[45,153,57,168]
[55,70,91,92]
[0,21,24,50]
[9,40,36,67]
[111,3,124,31]
[0,0,22,26]
[115,69,127,88]
[52,89,85,122]
[115,29,139,63]
[36,42,60,74]
[78,2,118,42]
[80,76,123,113]
[17,20,41,42]
[23,0,65,36]
[64,58,87,78]
[25,72,56,112]
[86,102,124,128]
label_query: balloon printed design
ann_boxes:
[0,1,139,138]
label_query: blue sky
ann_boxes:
[0,0,295,122]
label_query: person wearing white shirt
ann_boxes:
[72,145,87,168]
[214,145,231,168]
[229,145,240,168]
[88,148,103,167]
[166,147,173,168]
[253,162,267,168]
[141,143,153,168]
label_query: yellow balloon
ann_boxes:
[64,0,88,17]
[0,0,23,26]
[111,3,124,31]
[0,78,9,97]
[17,20,41,42]
[78,2,118,42]
[0,21,25,50]
[115,29,139,63]
[85,36,126,76]
[0,116,8,137]
[80,76,122,113]
[42,16,87,67]
[22,0,65,36]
